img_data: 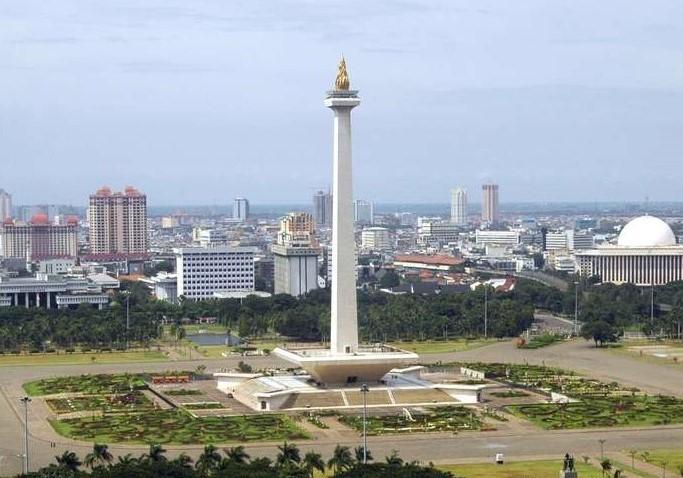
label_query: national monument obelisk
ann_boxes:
[273,58,417,384]
[325,58,360,355]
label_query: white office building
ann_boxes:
[418,218,461,246]
[175,246,255,300]
[361,227,390,251]
[192,227,228,247]
[475,230,520,246]
[450,188,467,226]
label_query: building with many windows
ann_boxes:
[575,215,683,286]
[0,273,112,309]
[450,188,467,226]
[481,183,499,225]
[353,199,374,224]
[175,246,255,300]
[312,190,332,228]
[475,229,520,246]
[0,189,11,221]
[88,186,148,256]
[361,227,390,251]
[233,197,250,221]
[273,212,321,297]
[1,215,78,260]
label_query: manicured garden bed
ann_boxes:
[182,402,224,410]
[508,394,683,429]
[164,389,205,396]
[339,406,482,435]
[46,391,153,414]
[24,373,147,396]
[51,410,309,444]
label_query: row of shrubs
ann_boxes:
[0,346,131,355]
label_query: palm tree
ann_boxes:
[145,444,167,463]
[55,451,81,472]
[276,441,302,467]
[354,446,373,463]
[173,453,194,469]
[600,458,612,477]
[660,459,669,478]
[302,451,325,478]
[386,450,404,467]
[223,445,250,464]
[196,444,222,476]
[627,449,638,470]
[84,443,113,469]
[117,454,137,466]
[327,445,353,475]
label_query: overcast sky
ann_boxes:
[2,0,683,206]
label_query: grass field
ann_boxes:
[0,350,167,367]
[640,449,683,472]
[438,459,600,477]
[389,339,497,354]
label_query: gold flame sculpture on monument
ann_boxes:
[335,57,350,90]
[273,58,418,385]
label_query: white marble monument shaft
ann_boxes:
[325,93,360,354]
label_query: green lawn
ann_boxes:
[51,410,309,444]
[389,339,497,354]
[640,449,683,472]
[167,324,232,335]
[0,350,167,367]
[439,459,600,477]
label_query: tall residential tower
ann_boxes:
[0,189,11,221]
[88,186,148,255]
[481,183,500,225]
[450,188,467,226]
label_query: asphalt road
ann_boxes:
[1,340,682,476]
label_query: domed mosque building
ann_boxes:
[575,215,683,285]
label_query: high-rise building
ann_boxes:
[0,189,12,221]
[175,246,255,300]
[233,197,250,221]
[1,215,78,260]
[481,183,500,225]
[353,199,374,224]
[312,190,332,227]
[450,188,467,226]
[273,212,321,297]
[88,186,148,255]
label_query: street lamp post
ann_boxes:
[360,383,369,464]
[124,292,130,350]
[599,438,606,460]
[484,286,488,340]
[574,281,579,336]
[20,396,31,474]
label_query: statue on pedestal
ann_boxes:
[560,453,577,478]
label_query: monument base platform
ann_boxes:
[272,345,418,385]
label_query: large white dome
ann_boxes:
[617,216,677,247]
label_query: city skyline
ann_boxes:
[3,1,683,205]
